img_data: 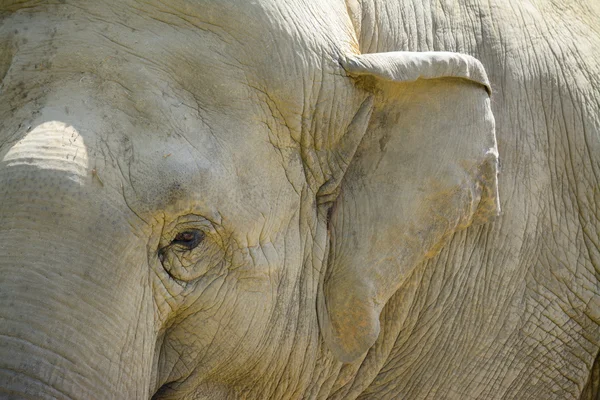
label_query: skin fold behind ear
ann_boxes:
[319,52,499,363]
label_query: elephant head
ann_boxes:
[0,1,498,398]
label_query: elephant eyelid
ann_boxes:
[171,230,205,250]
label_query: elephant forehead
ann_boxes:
[110,113,300,235]
[29,0,353,108]
[126,139,229,210]
[1,3,314,233]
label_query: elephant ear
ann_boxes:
[319,52,500,362]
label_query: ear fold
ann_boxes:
[341,51,492,94]
[318,52,500,363]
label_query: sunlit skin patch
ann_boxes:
[1,121,89,184]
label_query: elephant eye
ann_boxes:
[172,230,205,250]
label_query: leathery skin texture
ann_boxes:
[0,0,598,399]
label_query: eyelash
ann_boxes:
[171,230,206,250]
[157,230,205,263]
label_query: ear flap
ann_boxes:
[319,52,500,362]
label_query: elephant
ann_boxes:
[0,0,598,399]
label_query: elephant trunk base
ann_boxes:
[0,161,158,399]
[0,255,157,399]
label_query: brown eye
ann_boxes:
[172,230,205,250]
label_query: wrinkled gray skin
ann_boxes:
[0,1,598,399]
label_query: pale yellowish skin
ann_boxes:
[0,1,598,399]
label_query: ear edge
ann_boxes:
[318,288,381,363]
[341,51,492,95]
[471,149,501,225]
[316,95,374,204]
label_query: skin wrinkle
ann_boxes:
[5,229,140,331]
[2,252,150,396]
[0,0,597,399]
[0,333,87,389]
[1,368,77,400]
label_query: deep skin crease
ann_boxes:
[0,1,598,400]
